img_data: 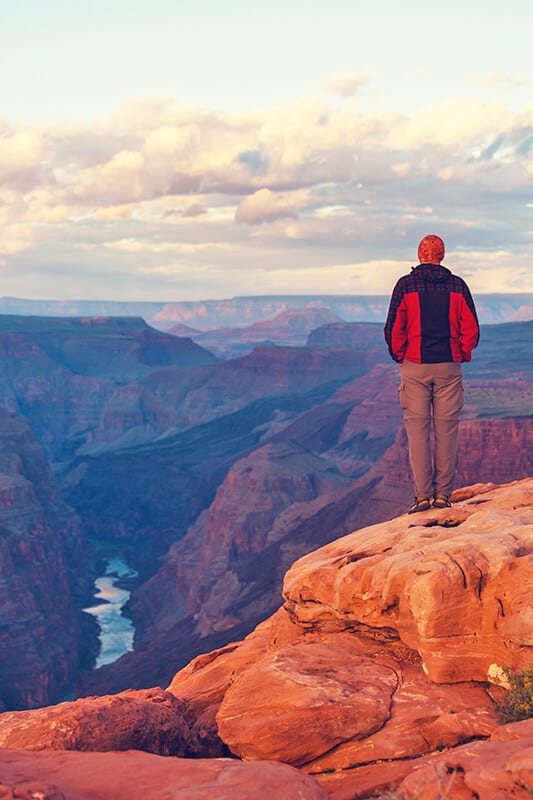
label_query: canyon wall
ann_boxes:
[0,409,93,710]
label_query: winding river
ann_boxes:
[84,556,138,668]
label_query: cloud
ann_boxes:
[0,128,43,188]
[325,72,371,98]
[235,188,297,225]
[181,203,207,218]
[0,88,531,298]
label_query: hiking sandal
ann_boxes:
[432,494,452,509]
[408,497,431,514]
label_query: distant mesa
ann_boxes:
[0,314,217,381]
[173,307,345,358]
[2,292,533,330]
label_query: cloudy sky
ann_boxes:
[0,0,531,300]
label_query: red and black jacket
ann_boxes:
[384,264,480,364]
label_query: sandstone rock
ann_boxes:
[168,610,296,755]
[217,634,399,765]
[283,478,533,684]
[0,688,189,756]
[0,749,328,800]
[396,717,533,800]
[304,662,496,776]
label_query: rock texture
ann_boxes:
[0,688,188,756]
[167,479,533,799]
[0,749,328,800]
[395,718,533,800]
[283,480,533,685]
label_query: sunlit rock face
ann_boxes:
[0,688,189,756]
[0,749,329,800]
[167,478,533,799]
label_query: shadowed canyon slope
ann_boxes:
[0,312,532,708]
[0,479,532,799]
[0,409,93,710]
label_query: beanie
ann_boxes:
[418,234,445,264]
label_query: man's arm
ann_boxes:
[384,279,407,363]
[459,283,480,361]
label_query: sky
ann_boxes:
[0,0,532,301]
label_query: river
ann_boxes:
[83,556,138,668]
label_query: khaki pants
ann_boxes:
[399,360,463,500]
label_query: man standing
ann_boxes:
[384,235,480,513]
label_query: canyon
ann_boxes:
[0,478,532,799]
[0,310,532,712]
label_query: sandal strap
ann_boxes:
[433,494,451,508]
[409,497,431,514]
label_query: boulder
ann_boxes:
[0,688,188,756]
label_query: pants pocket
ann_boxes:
[398,383,408,410]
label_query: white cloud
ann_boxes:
[235,188,297,225]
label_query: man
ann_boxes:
[384,234,479,513]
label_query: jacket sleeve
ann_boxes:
[459,283,480,362]
[384,279,407,363]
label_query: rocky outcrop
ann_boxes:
[167,479,533,799]
[0,749,328,800]
[0,408,93,711]
[0,315,216,376]
[0,688,188,756]
[282,480,533,685]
